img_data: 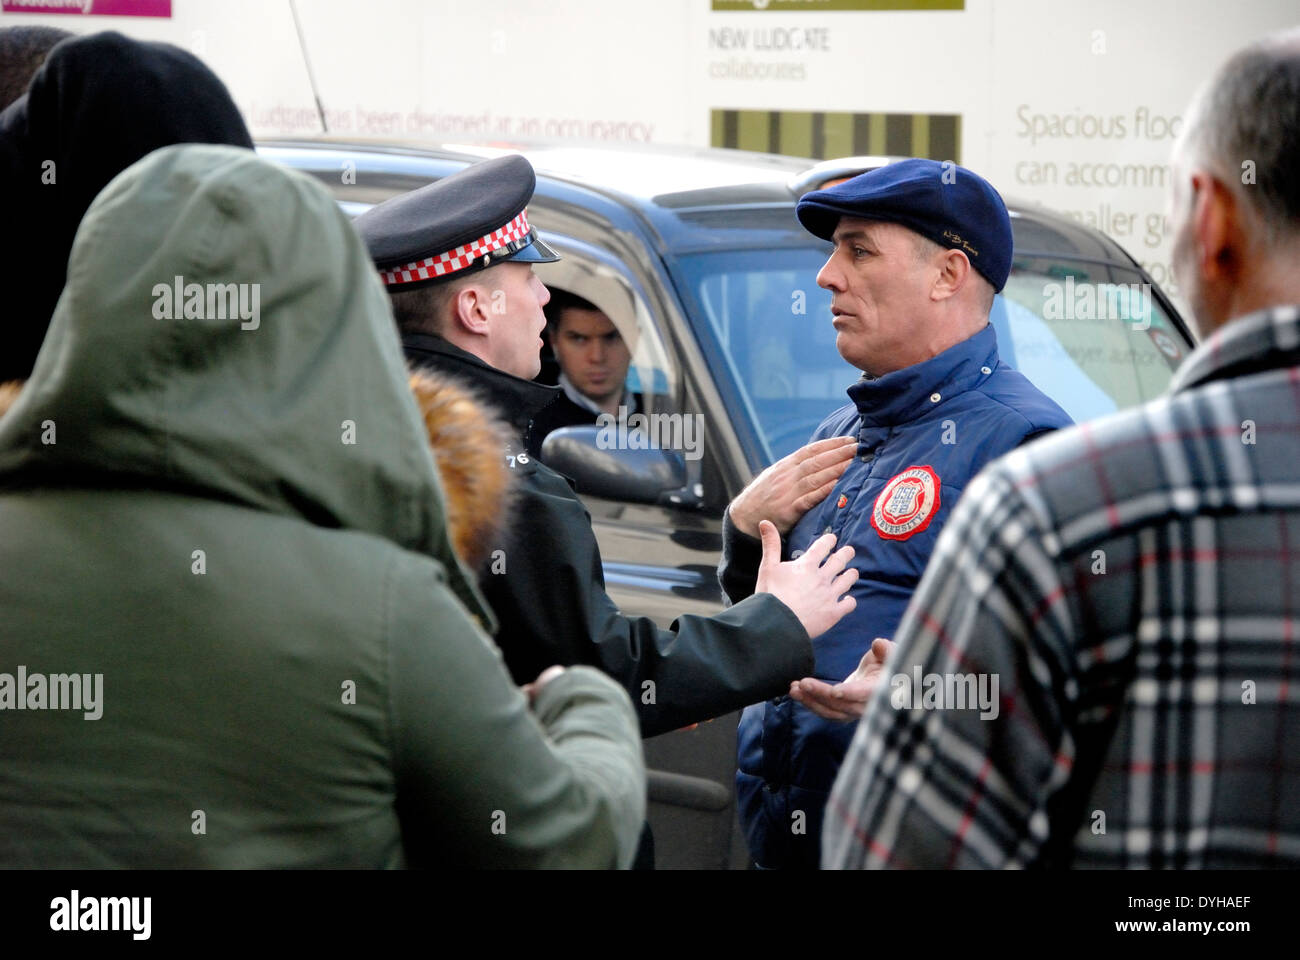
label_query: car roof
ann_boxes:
[276,135,810,197]
[259,136,1140,264]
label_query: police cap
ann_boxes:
[354,154,560,290]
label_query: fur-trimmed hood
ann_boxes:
[0,382,18,419]
[407,369,514,574]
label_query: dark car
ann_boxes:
[259,138,1196,869]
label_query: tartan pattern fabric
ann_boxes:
[379,212,531,286]
[825,304,1300,869]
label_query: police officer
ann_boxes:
[719,158,1075,869]
[354,155,858,741]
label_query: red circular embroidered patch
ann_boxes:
[870,465,941,541]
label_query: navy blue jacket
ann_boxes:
[719,324,1073,869]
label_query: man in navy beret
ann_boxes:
[718,158,1074,869]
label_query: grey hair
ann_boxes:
[914,232,995,313]
[1176,27,1300,249]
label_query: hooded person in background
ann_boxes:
[0,25,72,109]
[0,30,254,385]
[0,142,647,869]
[0,31,522,593]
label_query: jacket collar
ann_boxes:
[847,323,999,428]
[402,333,560,435]
[1168,304,1300,393]
[557,372,635,416]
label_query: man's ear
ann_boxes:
[1191,171,1247,286]
[932,248,971,303]
[450,283,492,336]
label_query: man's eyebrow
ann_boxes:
[831,228,872,244]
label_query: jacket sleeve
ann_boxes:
[485,465,813,738]
[718,506,766,606]
[386,552,647,869]
[718,414,851,607]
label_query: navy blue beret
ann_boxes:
[796,158,1013,292]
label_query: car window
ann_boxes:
[998,258,1186,420]
[533,236,678,415]
[677,248,843,464]
[677,248,1189,462]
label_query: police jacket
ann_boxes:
[403,334,815,737]
[719,324,1073,868]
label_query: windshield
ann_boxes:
[677,247,1190,463]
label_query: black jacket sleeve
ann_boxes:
[717,507,770,607]
[483,462,813,738]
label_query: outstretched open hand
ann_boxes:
[789,638,896,722]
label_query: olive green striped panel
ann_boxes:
[711,109,961,162]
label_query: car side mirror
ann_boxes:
[540,425,700,507]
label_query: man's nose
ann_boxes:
[816,255,842,291]
[588,339,606,363]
